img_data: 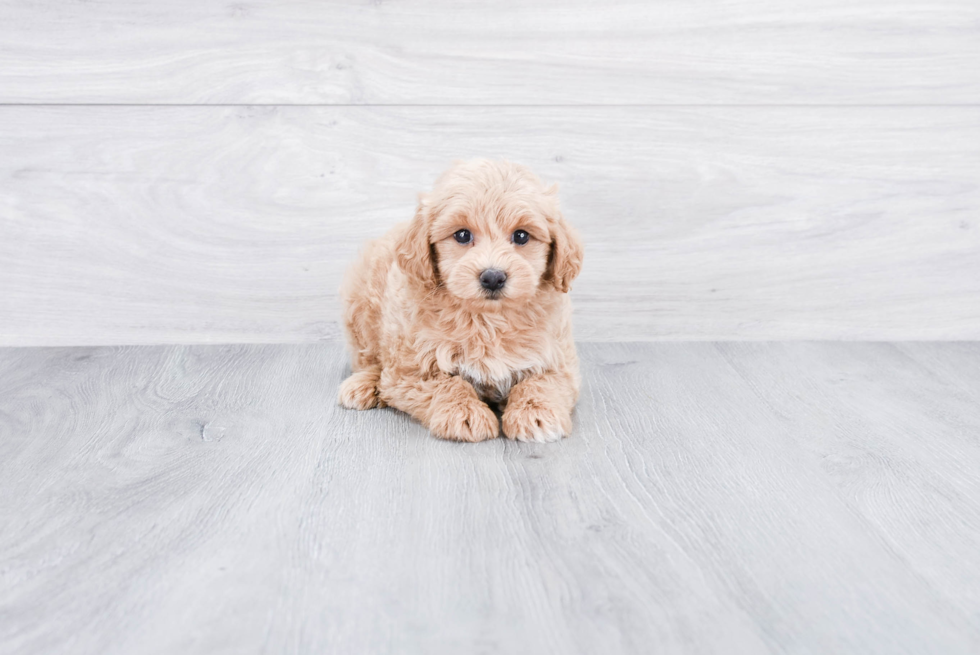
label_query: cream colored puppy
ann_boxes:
[339,159,583,442]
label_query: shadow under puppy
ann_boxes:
[339,159,584,442]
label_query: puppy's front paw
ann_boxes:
[502,398,571,443]
[338,369,380,410]
[428,398,499,443]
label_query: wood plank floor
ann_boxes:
[2,342,979,654]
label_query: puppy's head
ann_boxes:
[397,159,583,308]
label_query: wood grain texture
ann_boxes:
[1,0,979,105]
[1,106,978,345]
[1,342,979,654]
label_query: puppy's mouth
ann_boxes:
[482,289,504,300]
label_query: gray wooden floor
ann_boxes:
[2,342,979,654]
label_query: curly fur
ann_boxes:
[338,159,584,442]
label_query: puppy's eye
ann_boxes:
[512,230,530,245]
[453,229,472,244]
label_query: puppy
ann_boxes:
[338,159,583,442]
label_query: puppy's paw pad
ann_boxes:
[430,401,499,443]
[503,402,571,443]
[338,372,379,410]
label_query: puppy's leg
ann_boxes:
[382,373,499,442]
[502,371,577,443]
[339,365,383,410]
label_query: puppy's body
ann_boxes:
[339,160,583,442]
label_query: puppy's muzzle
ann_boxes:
[479,268,507,293]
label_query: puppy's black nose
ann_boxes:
[479,268,507,292]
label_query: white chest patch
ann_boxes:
[456,362,534,404]
[426,326,559,405]
[452,357,545,403]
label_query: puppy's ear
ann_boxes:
[396,194,439,288]
[543,191,584,293]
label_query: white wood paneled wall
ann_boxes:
[1,1,978,345]
[2,0,978,105]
